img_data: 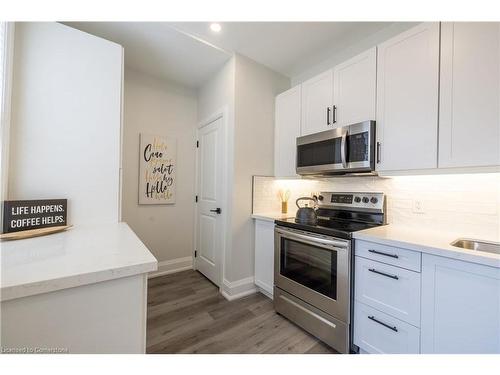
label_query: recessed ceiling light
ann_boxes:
[210,23,221,33]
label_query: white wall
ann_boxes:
[8,22,123,225]
[231,54,290,282]
[122,68,197,264]
[291,22,419,86]
[197,55,290,287]
[197,56,236,285]
[0,22,15,229]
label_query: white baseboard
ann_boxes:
[256,285,273,300]
[148,256,193,279]
[220,276,258,301]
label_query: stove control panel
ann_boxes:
[330,194,353,204]
[318,192,385,213]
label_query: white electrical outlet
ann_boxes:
[412,200,426,214]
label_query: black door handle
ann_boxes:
[210,208,222,214]
[368,268,399,280]
[368,249,399,259]
[368,315,398,332]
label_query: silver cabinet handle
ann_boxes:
[368,315,398,332]
[376,142,381,164]
[332,105,337,124]
[368,268,399,280]
[326,107,331,125]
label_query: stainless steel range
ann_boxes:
[274,191,386,353]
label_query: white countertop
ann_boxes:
[251,212,294,222]
[1,222,158,301]
[354,225,500,268]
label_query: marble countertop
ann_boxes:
[354,225,500,268]
[1,222,158,301]
[251,212,295,222]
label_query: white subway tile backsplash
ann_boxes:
[252,173,500,241]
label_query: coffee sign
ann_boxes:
[2,199,67,233]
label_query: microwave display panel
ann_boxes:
[347,132,369,163]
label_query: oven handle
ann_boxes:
[275,227,348,251]
[340,128,348,169]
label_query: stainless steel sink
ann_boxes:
[451,238,500,255]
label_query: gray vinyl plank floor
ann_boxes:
[146,270,337,354]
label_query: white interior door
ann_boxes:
[195,115,225,286]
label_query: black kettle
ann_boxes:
[295,197,318,225]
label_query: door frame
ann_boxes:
[193,106,229,287]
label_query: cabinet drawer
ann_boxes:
[355,256,421,326]
[355,240,421,272]
[354,302,420,354]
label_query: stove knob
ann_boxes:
[317,195,324,201]
[362,197,370,204]
[354,196,361,203]
[370,197,378,204]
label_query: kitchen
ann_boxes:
[0,1,499,372]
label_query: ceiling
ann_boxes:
[171,22,392,78]
[65,22,394,88]
[64,22,232,88]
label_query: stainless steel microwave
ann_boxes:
[296,121,376,176]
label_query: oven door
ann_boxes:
[274,226,351,323]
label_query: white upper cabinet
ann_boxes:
[376,22,440,171]
[439,22,500,168]
[300,69,333,136]
[275,86,301,177]
[333,47,377,127]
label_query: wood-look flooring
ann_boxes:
[146,270,337,354]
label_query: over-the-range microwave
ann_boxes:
[296,121,376,176]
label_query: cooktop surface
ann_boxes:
[274,217,382,239]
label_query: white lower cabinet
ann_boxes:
[355,256,421,327]
[355,238,500,354]
[354,302,420,354]
[254,219,275,297]
[354,240,422,353]
[421,254,500,353]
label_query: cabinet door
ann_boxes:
[333,47,377,127]
[355,256,421,327]
[354,301,420,354]
[439,22,500,168]
[376,22,440,171]
[300,70,333,136]
[275,86,301,177]
[421,254,500,353]
[254,220,275,297]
